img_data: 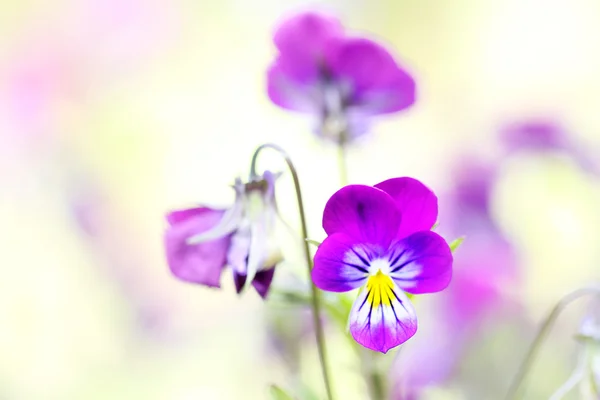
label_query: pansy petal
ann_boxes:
[245,221,267,290]
[227,224,250,276]
[375,177,438,239]
[312,233,371,292]
[164,207,230,286]
[349,275,417,353]
[322,185,401,247]
[267,60,318,112]
[233,270,246,294]
[252,267,276,299]
[387,231,452,294]
[325,38,415,114]
[273,11,344,83]
[166,207,210,225]
[187,197,242,244]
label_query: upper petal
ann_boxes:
[273,11,344,83]
[322,185,401,248]
[387,231,452,294]
[312,233,372,292]
[164,207,230,287]
[375,177,438,239]
[325,38,416,115]
[349,275,418,353]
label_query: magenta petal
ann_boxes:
[164,207,230,287]
[349,281,417,353]
[312,233,371,292]
[267,60,317,112]
[326,38,416,114]
[375,177,438,239]
[273,11,344,83]
[388,231,452,294]
[166,207,209,225]
[322,185,401,248]
[253,268,276,298]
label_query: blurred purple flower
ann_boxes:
[501,121,567,152]
[392,159,520,398]
[500,120,600,175]
[164,171,282,298]
[311,177,453,353]
[267,11,416,142]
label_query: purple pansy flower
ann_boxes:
[267,11,416,142]
[164,171,282,298]
[311,177,453,353]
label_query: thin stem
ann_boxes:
[505,286,600,400]
[337,138,349,186]
[250,143,335,400]
[359,349,386,400]
[548,347,588,400]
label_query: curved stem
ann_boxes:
[505,286,600,400]
[250,143,335,400]
[548,347,588,400]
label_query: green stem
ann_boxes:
[337,138,349,186]
[505,286,600,400]
[360,349,386,400]
[250,143,335,400]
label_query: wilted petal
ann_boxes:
[227,223,251,276]
[253,267,276,298]
[233,270,246,294]
[245,220,268,290]
[273,11,343,83]
[312,233,371,292]
[322,185,401,248]
[187,197,242,244]
[349,273,417,353]
[326,38,415,115]
[233,268,275,298]
[387,231,452,294]
[164,207,230,286]
[375,177,438,239]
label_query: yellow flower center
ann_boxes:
[365,270,395,308]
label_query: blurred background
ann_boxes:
[1,0,600,399]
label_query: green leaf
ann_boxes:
[305,238,322,248]
[269,385,296,400]
[449,236,465,253]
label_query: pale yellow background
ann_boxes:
[1,0,600,399]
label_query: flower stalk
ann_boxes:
[250,143,335,400]
[505,286,600,400]
[337,132,349,186]
[360,349,386,400]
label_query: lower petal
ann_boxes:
[349,274,417,353]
